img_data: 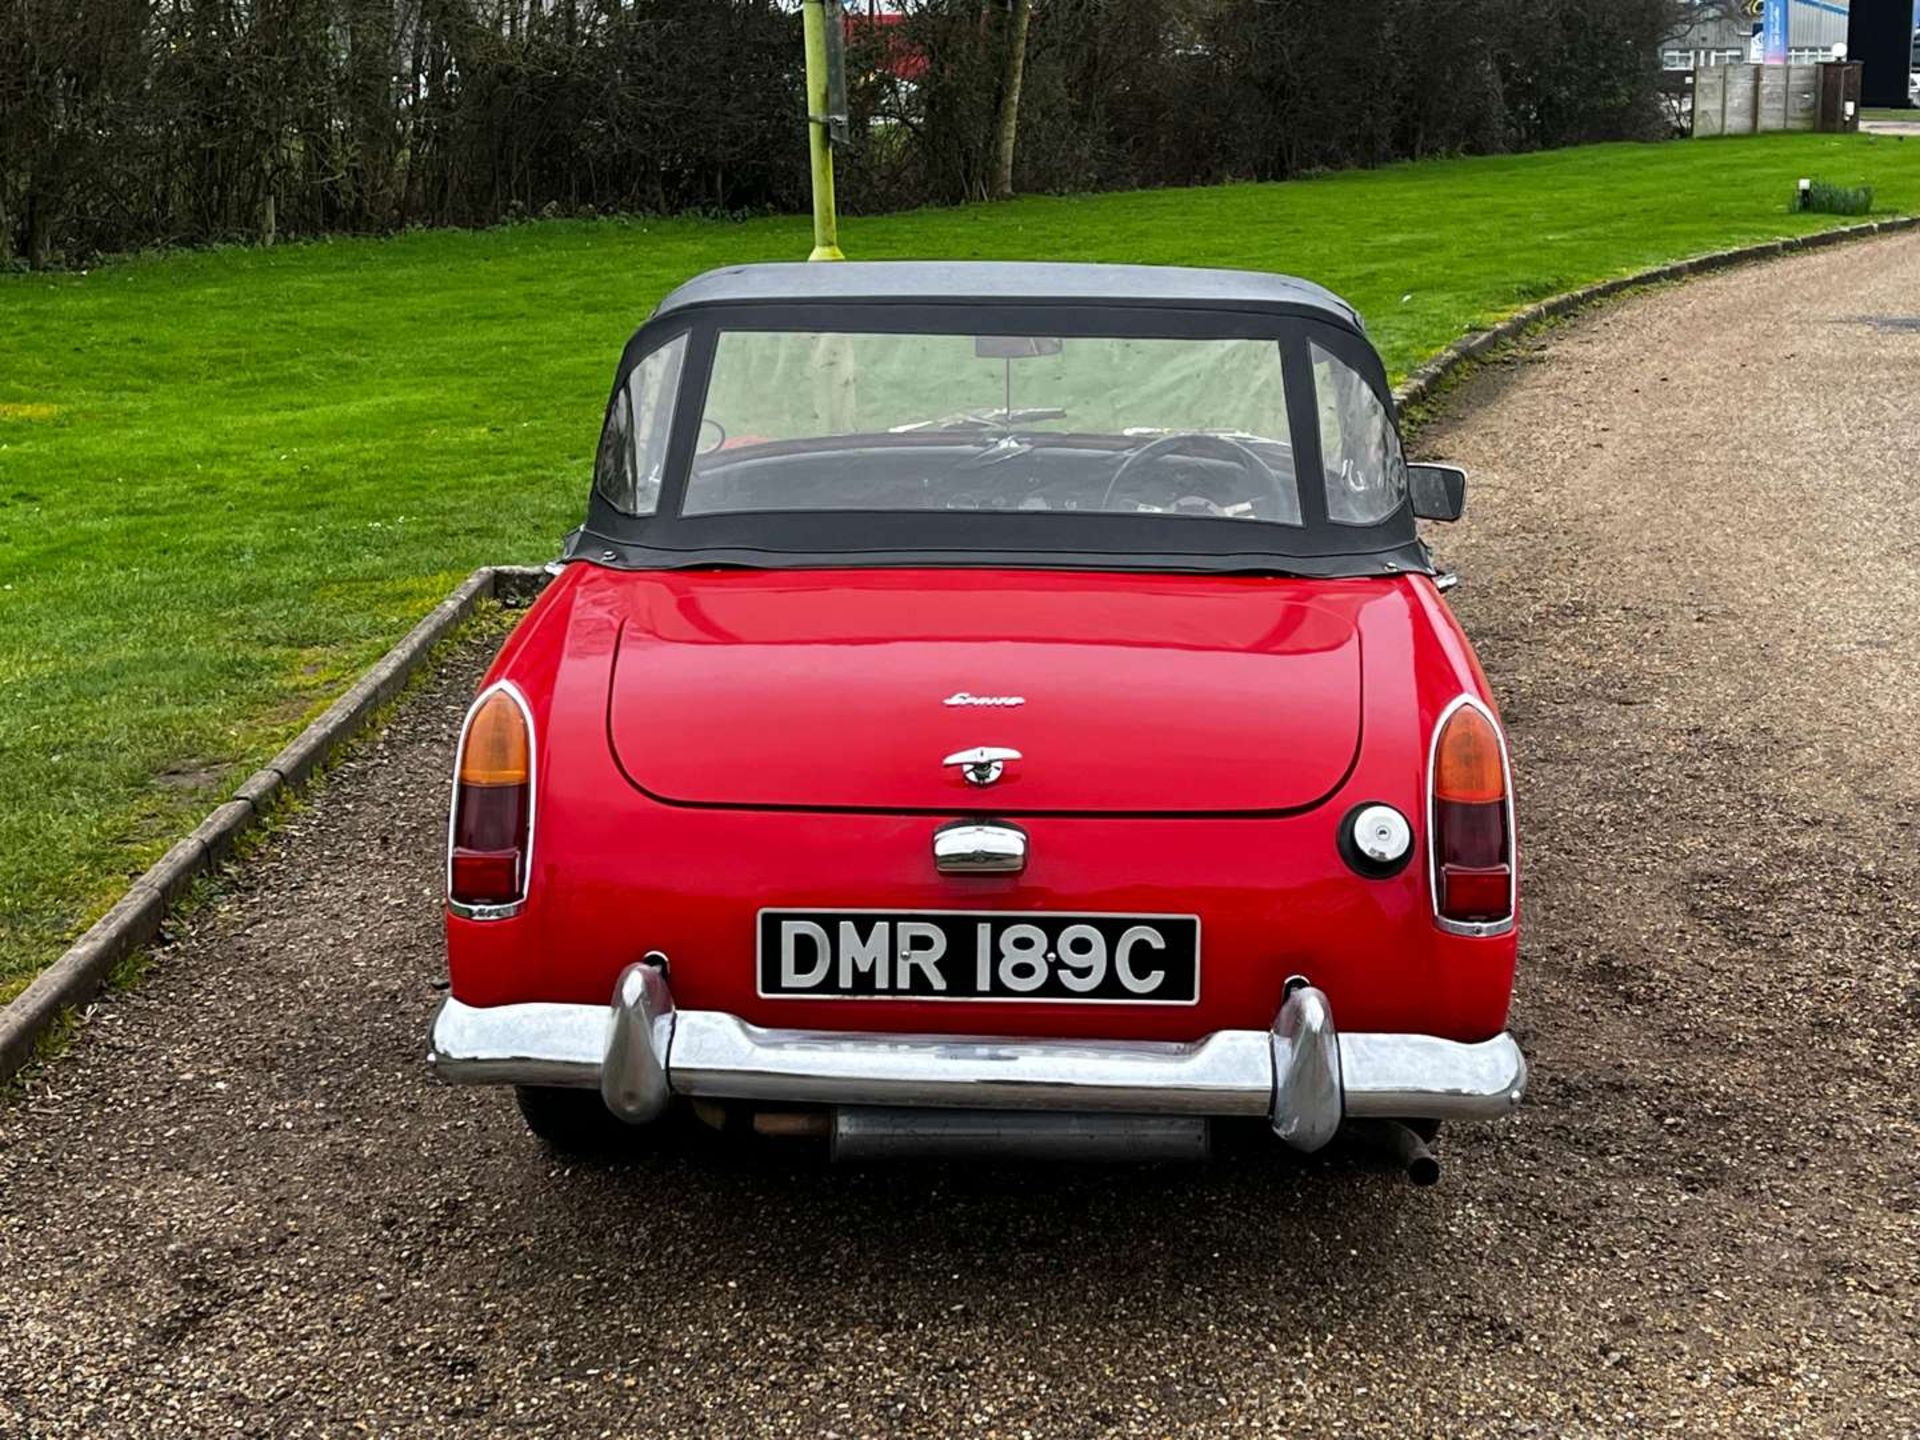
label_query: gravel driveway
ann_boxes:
[4,234,1919,1438]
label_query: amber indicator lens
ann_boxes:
[1433,704,1504,804]
[451,689,532,909]
[459,690,531,787]
[1432,704,1512,925]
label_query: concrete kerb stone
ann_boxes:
[231,768,283,812]
[190,800,259,868]
[142,834,211,910]
[0,883,168,1080]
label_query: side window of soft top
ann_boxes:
[593,333,688,515]
[1311,340,1406,526]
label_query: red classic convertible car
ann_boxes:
[428,262,1526,1178]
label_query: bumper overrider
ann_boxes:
[429,965,1526,1151]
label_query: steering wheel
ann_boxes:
[1101,432,1292,519]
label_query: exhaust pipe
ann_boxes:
[831,1107,1211,1162]
[1350,1119,1441,1186]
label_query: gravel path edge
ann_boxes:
[1392,213,1919,410]
[0,563,551,1082]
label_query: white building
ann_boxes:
[1663,0,1853,70]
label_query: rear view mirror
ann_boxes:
[974,335,1064,360]
[1409,463,1467,522]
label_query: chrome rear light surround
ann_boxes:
[446,678,538,922]
[1426,692,1516,938]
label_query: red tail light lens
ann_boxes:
[449,685,533,913]
[1430,700,1513,930]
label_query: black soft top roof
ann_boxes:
[652,261,1364,330]
[563,261,1428,579]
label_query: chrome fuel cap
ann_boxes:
[1352,804,1413,865]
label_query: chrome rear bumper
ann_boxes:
[428,965,1526,1152]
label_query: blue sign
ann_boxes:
[1762,0,1788,63]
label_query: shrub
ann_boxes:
[1795,179,1874,215]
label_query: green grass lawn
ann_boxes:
[2,131,1919,1000]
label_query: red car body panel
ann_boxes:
[606,569,1362,814]
[445,563,1517,1044]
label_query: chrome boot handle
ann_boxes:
[942,746,1021,786]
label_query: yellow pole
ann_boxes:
[802,0,845,261]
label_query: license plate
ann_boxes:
[757,909,1200,1004]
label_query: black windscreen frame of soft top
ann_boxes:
[563,297,1434,579]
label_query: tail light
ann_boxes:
[448,682,534,917]
[1428,697,1514,934]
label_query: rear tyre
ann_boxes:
[514,1085,652,1156]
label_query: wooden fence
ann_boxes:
[1692,62,1861,136]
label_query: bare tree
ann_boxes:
[989,0,1032,198]
[1663,0,1744,44]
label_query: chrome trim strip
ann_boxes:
[427,995,604,1087]
[1426,692,1518,938]
[429,984,1529,1130]
[447,898,526,922]
[1340,1032,1527,1121]
[444,679,537,922]
[668,1013,1273,1114]
[1436,914,1516,939]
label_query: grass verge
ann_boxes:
[1,130,1918,996]
[0,601,518,1092]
